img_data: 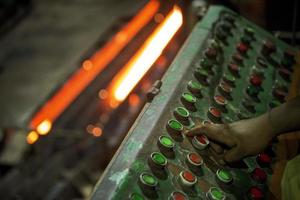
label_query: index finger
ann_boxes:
[185,124,235,147]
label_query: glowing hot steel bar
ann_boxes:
[28,1,159,138]
[109,6,183,103]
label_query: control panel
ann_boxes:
[91,6,297,200]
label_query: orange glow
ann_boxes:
[92,127,103,137]
[154,13,164,23]
[109,6,183,103]
[129,93,140,107]
[98,89,108,99]
[29,1,160,130]
[36,119,52,135]
[26,131,39,144]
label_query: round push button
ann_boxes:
[223,13,235,24]
[216,26,227,41]
[158,135,174,149]
[269,100,281,108]
[205,47,218,59]
[248,186,264,200]
[244,27,254,37]
[282,49,295,68]
[228,63,240,77]
[202,120,212,126]
[206,187,226,200]
[139,172,158,190]
[194,67,209,86]
[246,85,260,100]
[218,81,233,99]
[250,74,263,87]
[261,40,276,56]
[174,107,190,125]
[130,193,145,200]
[169,191,188,200]
[251,168,267,183]
[256,153,272,168]
[279,68,292,81]
[272,87,287,102]
[208,107,222,123]
[237,42,248,54]
[213,95,227,111]
[242,99,255,113]
[241,34,252,44]
[192,135,209,150]
[158,135,175,158]
[181,92,197,111]
[187,80,202,97]
[179,170,197,187]
[166,119,183,138]
[222,74,236,87]
[256,57,268,68]
[232,52,243,64]
[187,152,203,167]
[216,169,233,184]
[150,152,167,168]
[200,58,214,69]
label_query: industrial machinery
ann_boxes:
[91,6,297,200]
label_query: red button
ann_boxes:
[250,74,263,87]
[249,186,264,200]
[202,120,212,125]
[232,52,243,63]
[228,63,239,74]
[262,40,276,55]
[220,81,232,93]
[257,153,271,167]
[279,68,292,80]
[182,171,196,182]
[196,135,209,145]
[273,88,287,101]
[237,42,248,53]
[214,95,226,105]
[251,168,267,183]
[209,107,221,118]
[205,48,218,59]
[171,192,187,200]
[188,152,203,165]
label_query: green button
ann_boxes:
[282,58,293,67]
[159,135,174,148]
[182,92,196,103]
[168,119,183,131]
[196,68,209,76]
[245,27,254,35]
[270,100,281,108]
[241,35,251,44]
[208,187,225,200]
[211,187,225,200]
[130,193,145,200]
[175,107,189,118]
[188,80,202,91]
[224,73,235,82]
[217,169,233,183]
[151,152,167,166]
[211,40,221,50]
[140,173,157,186]
[247,85,260,96]
[200,58,213,68]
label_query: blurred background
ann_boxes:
[0,0,298,199]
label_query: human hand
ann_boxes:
[185,116,273,162]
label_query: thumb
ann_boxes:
[224,147,243,162]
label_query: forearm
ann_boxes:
[267,96,300,136]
